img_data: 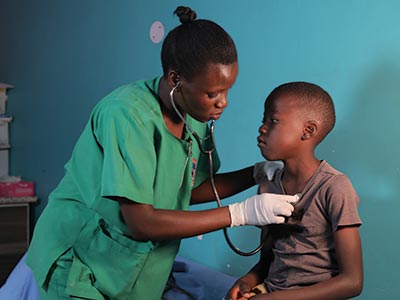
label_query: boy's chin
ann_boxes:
[262,153,277,161]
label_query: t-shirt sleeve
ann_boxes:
[93,104,156,204]
[325,174,362,231]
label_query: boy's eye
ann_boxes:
[262,117,278,124]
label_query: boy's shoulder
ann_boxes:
[319,160,350,181]
[317,160,358,196]
[319,160,343,176]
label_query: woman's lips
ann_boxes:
[210,112,222,120]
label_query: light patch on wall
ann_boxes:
[149,21,164,44]
[197,235,203,240]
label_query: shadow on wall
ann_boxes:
[339,60,400,201]
[333,60,400,299]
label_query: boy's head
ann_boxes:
[258,82,335,160]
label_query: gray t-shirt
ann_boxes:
[258,160,361,291]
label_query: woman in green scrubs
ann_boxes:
[27,6,298,300]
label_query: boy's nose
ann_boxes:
[259,124,267,134]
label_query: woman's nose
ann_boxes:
[215,95,228,109]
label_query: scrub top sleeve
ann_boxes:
[94,104,156,205]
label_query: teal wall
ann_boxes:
[1,1,399,299]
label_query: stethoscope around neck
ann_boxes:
[170,83,264,256]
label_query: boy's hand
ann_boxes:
[225,279,252,300]
[253,160,284,183]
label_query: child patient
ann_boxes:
[225,82,363,300]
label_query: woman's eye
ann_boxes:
[207,93,219,99]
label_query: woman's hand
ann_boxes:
[228,193,300,227]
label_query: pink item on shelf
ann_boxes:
[0,181,35,197]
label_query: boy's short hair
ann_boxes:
[266,82,336,143]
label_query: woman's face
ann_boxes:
[175,62,238,122]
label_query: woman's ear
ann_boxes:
[301,121,318,140]
[167,70,181,89]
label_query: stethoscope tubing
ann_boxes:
[170,84,265,256]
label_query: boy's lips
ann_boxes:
[257,136,266,146]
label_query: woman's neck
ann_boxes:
[158,77,185,139]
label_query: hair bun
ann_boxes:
[174,6,197,23]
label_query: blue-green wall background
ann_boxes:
[1,1,399,298]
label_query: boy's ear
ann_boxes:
[301,121,318,140]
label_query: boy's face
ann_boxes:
[257,93,305,161]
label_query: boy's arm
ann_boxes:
[225,229,274,300]
[254,226,363,300]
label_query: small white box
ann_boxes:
[0,95,6,115]
[0,83,14,115]
[0,149,9,177]
[0,115,12,148]
[0,82,13,115]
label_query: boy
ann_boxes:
[225,82,363,300]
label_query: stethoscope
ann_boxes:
[170,83,264,256]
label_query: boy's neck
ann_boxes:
[281,157,321,196]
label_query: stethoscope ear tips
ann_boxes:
[170,81,181,94]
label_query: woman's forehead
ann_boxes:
[191,62,238,87]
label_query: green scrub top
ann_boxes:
[26,77,220,300]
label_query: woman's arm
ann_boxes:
[117,174,296,242]
[254,226,363,300]
[190,166,255,204]
[116,165,254,241]
[119,199,231,241]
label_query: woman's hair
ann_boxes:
[161,6,237,80]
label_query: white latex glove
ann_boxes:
[253,160,284,183]
[228,193,300,227]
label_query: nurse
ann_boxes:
[27,6,298,300]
